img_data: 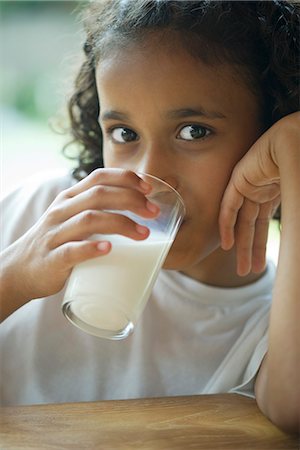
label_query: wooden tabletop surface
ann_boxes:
[1,394,298,449]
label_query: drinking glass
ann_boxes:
[62,173,185,339]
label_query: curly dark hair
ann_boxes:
[66,0,300,182]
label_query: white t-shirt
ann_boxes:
[0,171,274,406]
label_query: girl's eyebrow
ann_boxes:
[100,107,226,122]
[100,110,129,122]
[166,108,226,120]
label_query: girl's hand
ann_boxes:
[219,113,299,275]
[1,169,159,308]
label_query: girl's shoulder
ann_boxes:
[2,168,76,202]
[1,169,77,250]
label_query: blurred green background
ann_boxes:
[0,0,280,262]
[1,0,87,195]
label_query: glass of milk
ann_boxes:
[62,173,185,339]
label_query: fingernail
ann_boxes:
[97,241,110,252]
[140,180,152,193]
[136,224,149,235]
[146,201,159,214]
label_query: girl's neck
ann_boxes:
[181,247,266,288]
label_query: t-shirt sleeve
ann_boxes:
[229,333,268,398]
[1,170,74,251]
[203,290,272,398]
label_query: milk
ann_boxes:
[63,233,173,337]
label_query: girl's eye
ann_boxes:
[177,124,211,141]
[110,127,138,143]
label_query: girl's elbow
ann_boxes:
[259,400,300,435]
[269,412,299,435]
[255,365,300,434]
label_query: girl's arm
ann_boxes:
[219,112,300,433]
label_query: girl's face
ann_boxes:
[96,38,263,284]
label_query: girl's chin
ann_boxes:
[164,235,223,273]
[162,246,195,271]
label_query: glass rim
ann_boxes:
[137,171,186,215]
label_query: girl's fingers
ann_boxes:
[46,169,158,226]
[251,195,281,273]
[52,239,112,270]
[221,193,281,276]
[234,199,260,276]
[48,210,150,249]
[251,201,275,273]
[219,184,244,250]
[39,168,158,258]
[49,184,159,224]
[65,168,151,197]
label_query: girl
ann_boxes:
[0,0,299,433]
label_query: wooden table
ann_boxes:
[1,394,298,449]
